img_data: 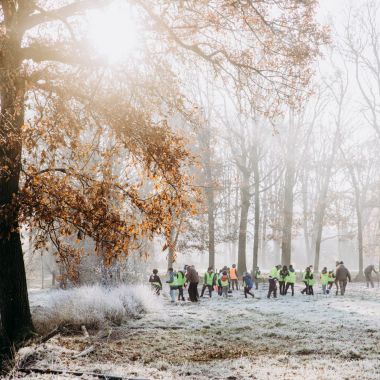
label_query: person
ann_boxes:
[229,264,238,290]
[301,267,310,295]
[220,270,229,298]
[267,265,281,299]
[327,270,336,294]
[335,261,351,295]
[186,265,199,302]
[149,269,162,295]
[166,268,178,302]
[254,267,261,290]
[320,267,329,295]
[242,272,254,298]
[364,265,378,288]
[285,265,296,296]
[200,267,215,297]
[307,269,315,295]
[176,270,186,301]
[279,265,289,295]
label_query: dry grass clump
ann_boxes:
[32,284,161,333]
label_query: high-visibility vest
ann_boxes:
[308,274,315,286]
[328,273,335,283]
[303,272,315,286]
[176,272,186,286]
[255,270,261,279]
[168,273,178,287]
[230,268,237,280]
[320,273,329,286]
[269,267,278,279]
[285,271,296,284]
[205,272,214,286]
[220,276,229,287]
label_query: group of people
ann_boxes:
[148,261,378,302]
[148,264,257,302]
[267,261,353,298]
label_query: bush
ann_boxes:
[32,284,162,333]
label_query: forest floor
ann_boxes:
[9,282,380,380]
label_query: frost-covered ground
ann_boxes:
[10,282,380,380]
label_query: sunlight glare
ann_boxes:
[87,3,138,63]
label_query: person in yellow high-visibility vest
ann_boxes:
[279,265,289,296]
[176,270,186,301]
[200,267,215,298]
[166,268,178,302]
[267,265,281,299]
[320,267,329,295]
[327,270,335,294]
[220,270,229,298]
[285,265,296,296]
[229,264,238,290]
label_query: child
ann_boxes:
[320,267,329,295]
[220,270,229,298]
[301,267,310,295]
[176,270,186,301]
[200,267,214,298]
[327,270,335,294]
[307,269,315,295]
[166,267,178,302]
[242,272,255,298]
[229,264,238,290]
[149,269,162,295]
[254,267,261,290]
[285,265,296,296]
[279,265,289,295]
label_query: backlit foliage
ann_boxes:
[0,0,327,281]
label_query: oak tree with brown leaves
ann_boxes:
[0,0,326,359]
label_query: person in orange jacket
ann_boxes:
[229,264,238,290]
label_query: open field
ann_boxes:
[9,282,380,380]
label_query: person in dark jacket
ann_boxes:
[267,265,281,299]
[242,272,254,298]
[301,267,310,295]
[186,265,199,302]
[364,265,378,288]
[279,266,289,295]
[335,261,351,295]
[149,269,162,295]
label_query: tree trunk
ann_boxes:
[197,120,216,269]
[301,170,312,262]
[356,198,364,278]
[204,145,215,269]
[312,128,339,272]
[167,226,176,269]
[0,13,34,358]
[281,149,296,266]
[347,165,365,279]
[252,151,260,272]
[353,182,364,278]
[206,188,215,269]
[260,198,267,269]
[237,172,250,275]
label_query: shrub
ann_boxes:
[32,284,162,333]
